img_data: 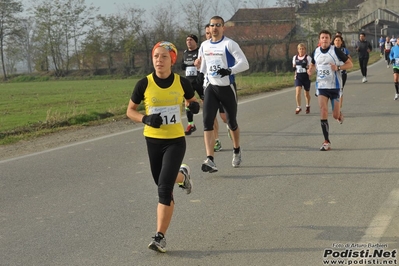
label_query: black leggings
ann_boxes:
[359,57,369,77]
[186,82,204,123]
[385,51,391,65]
[203,83,238,131]
[145,137,186,206]
[342,73,347,88]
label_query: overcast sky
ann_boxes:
[90,0,280,17]
[21,0,319,20]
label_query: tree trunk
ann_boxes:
[0,37,7,81]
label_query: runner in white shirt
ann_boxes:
[199,16,249,172]
[308,30,353,151]
[196,24,229,152]
[390,35,397,46]
[292,43,312,114]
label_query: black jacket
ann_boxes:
[356,40,372,58]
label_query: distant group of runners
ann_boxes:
[381,34,399,100]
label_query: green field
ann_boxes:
[0,79,137,144]
[0,52,381,145]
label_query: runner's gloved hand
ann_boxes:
[142,113,162,128]
[216,68,231,77]
[196,72,204,85]
[188,102,200,114]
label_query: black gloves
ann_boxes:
[216,68,231,77]
[142,113,162,128]
[391,59,395,64]
[188,102,200,114]
[196,72,204,85]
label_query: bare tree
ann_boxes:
[4,34,22,74]
[209,1,223,20]
[0,0,23,80]
[20,17,35,73]
[306,0,350,34]
[151,1,178,42]
[80,28,102,71]
[180,0,211,38]
[31,0,64,75]
[225,0,242,17]
[275,0,301,7]
[62,0,99,70]
[96,14,123,72]
[30,0,98,75]
[117,6,146,73]
[248,0,270,8]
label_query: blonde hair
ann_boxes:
[297,43,306,50]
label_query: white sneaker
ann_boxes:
[178,164,192,194]
[320,141,331,151]
[232,150,242,168]
[148,233,166,253]
[201,158,218,173]
[395,94,399,100]
[362,77,367,83]
[387,65,390,68]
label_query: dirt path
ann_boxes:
[0,119,136,161]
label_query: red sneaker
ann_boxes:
[185,124,196,135]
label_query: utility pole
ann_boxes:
[375,19,379,51]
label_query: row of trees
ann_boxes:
[1,0,278,80]
[0,0,346,81]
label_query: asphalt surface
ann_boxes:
[1,59,399,266]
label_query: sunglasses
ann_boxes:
[209,23,223,27]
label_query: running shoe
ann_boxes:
[232,150,242,168]
[320,141,331,151]
[185,124,196,135]
[387,65,390,68]
[201,158,218,173]
[295,107,302,114]
[305,105,310,114]
[214,139,222,152]
[148,232,166,253]
[337,112,344,124]
[395,94,399,100]
[227,125,232,140]
[178,164,192,194]
[362,77,367,83]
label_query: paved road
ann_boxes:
[1,59,399,266]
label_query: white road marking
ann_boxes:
[360,181,399,243]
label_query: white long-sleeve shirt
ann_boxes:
[199,36,249,86]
